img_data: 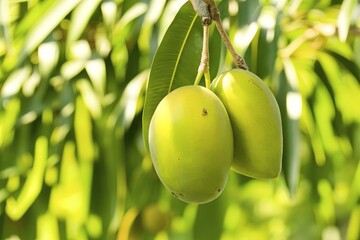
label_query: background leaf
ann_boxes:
[142,1,202,150]
[19,0,82,64]
[337,0,357,41]
[1,0,360,239]
[277,70,300,197]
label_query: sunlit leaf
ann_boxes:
[101,1,117,29]
[137,0,166,54]
[66,0,102,52]
[0,0,10,54]
[237,0,261,27]
[1,66,32,98]
[37,213,60,240]
[302,102,326,165]
[193,190,228,240]
[49,141,82,219]
[313,86,341,158]
[277,70,300,197]
[85,58,107,98]
[318,52,360,124]
[349,153,360,206]
[19,0,82,63]
[5,136,48,221]
[142,1,202,151]
[112,2,148,40]
[316,179,335,224]
[0,98,20,148]
[108,70,148,131]
[208,24,223,79]
[337,0,357,41]
[75,96,95,162]
[74,98,95,236]
[76,79,102,119]
[347,205,360,240]
[38,41,60,78]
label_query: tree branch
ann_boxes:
[200,0,248,70]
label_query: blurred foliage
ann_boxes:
[0,0,359,239]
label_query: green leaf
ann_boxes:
[85,58,107,98]
[19,0,81,64]
[237,0,261,27]
[66,0,102,52]
[347,205,360,240]
[5,136,48,221]
[38,41,60,78]
[108,70,148,131]
[142,2,202,151]
[337,0,357,41]
[208,24,223,79]
[277,69,300,198]
[193,189,228,240]
[0,0,10,52]
[74,96,95,163]
[37,212,60,240]
[317,52,360,124]
[76,79,102,119]
[0,98,21,149]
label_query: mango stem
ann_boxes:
[194,16,211,88]
[201,0,248,70]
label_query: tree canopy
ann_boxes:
[0,0,359,239]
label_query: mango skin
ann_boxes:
[211,69,283,179]
[149,85,233,204]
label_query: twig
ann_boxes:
[201,0,248,70]
[194,17,212,88]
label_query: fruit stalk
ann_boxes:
[194,16,212,88]
[200,0,248,70]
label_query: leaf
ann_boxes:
[66,0,102,51]
[5,136,48,221]
[37,213,60,240]
[347,205,360,240]
[277,69,300,198]
[76,79,102,119]
[193,188,228,240]
[1,66,32,98]
[18,0,82,64]
[0,0,10,51]
[337,0,357,42]
[85,58,107,98]
[38,41,60,78]
[208,24,223,79]
[142,2,202,151]
[0,98,21,148]
[74,96,95,163]
[237,0,261,27]
[108,70,148,131]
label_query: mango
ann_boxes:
[211,69,283,179]
[148,85,233,204]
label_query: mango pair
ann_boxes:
[149,69,283,204]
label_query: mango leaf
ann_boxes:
[66,0,102,52]
[277,69,300,198]
[142,2,202,151]
[193,187,228,240]
[0,0,10,50]
[18,0,81,64]
[337,0,357,42]
[208,24,223,79]
[6,136,48,220]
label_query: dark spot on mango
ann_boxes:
[202,108,208,116]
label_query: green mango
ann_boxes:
[149,85,233,204]
[211,69,283,179]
